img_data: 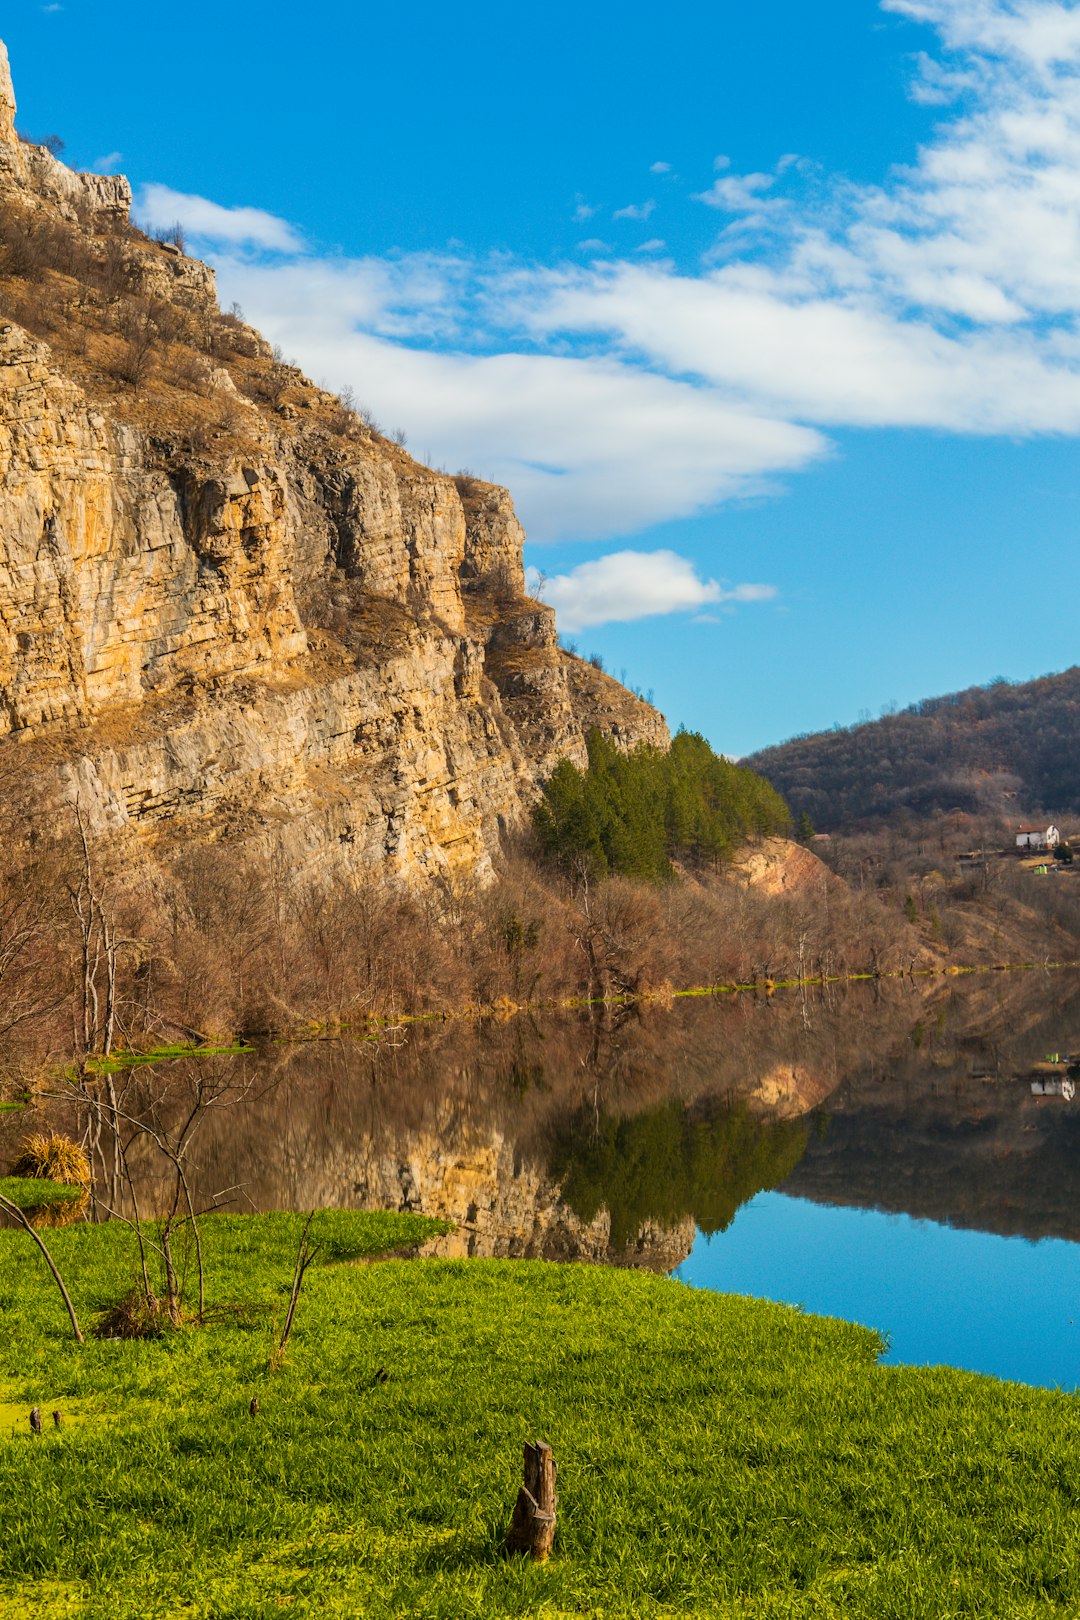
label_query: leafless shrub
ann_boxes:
[0,208,50,280]
[464,560,519,599]
[211,309,261,360]
[94,1287,166,1340]
[167,347,212,396]
[113,298,160,390]
[155,222,187,254]
[247,357,292,409]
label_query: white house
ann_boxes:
[1031,1077,1075,1100]
[1016,825,1061,851]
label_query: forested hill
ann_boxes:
[745,666,1080,831]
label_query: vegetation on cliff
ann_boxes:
[535,728,791,883]
[2,1212,1079,1618]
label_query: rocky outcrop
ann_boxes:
[0,42,667,887]
[0,326,305,733]
[0,43,130,220]
[727,836,844,898]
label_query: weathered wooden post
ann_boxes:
[504,1439,557,1562]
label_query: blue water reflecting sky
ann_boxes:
[676,1193,1080,1391]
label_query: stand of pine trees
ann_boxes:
[533,729,792,883]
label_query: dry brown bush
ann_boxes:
[167,347,212,396]
[11,1132,91,1185]
[94,1287,166,1339]
[586,877,677,996]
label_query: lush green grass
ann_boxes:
[0,1176,83,1211]
[2,1215,1080,1617]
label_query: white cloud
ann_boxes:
[498,258,1080,432]
[883,0,1080,70]
[92,151,123,174]
[573,197,597,222]
[650,161,673,174]
[161,0,1080,549]
[527,552,777,630]
[695,171,781,213]
[635,239,667,253]
[217,251,828,541]
[906,48,982,104]
[613,199,656,221]
[136,184,304,252]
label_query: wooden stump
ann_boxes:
[504,1439,557,1562]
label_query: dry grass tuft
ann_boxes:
[12,1133,91,1187]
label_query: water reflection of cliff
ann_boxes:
[5,970,1080,1261]
[115,991,856,1271]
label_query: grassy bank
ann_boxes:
[2,1214,1079,1618]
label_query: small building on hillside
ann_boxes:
[1016,825,1061,851]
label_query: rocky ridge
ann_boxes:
[0,41,666,887]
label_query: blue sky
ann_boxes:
[5,0,1080,754]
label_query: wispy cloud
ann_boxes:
[612,199,655,221]
[527,551,777,630]
[92,151,123,175]
[137,183,304,252]
[694,170,782,213]
[650,161,673,175]
[168,0,1080,550]
[217,248,827,541]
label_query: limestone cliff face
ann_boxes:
[0,44,667,885]
[0,325,305,732]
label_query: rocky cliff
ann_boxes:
[0,41,666,888]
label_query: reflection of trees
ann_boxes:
[550,1099,809,1248]
[9,970,1080,1257]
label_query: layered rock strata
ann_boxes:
[0,42,667,885]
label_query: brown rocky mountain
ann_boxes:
[0,40,665,889]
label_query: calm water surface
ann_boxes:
[5,969,1080,1390]
[679,1193,1080,1389]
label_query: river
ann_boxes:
[4,967,1079,1389]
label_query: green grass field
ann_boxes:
[2,1212,1079,1618]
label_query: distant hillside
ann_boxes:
[746,666,1080,831]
